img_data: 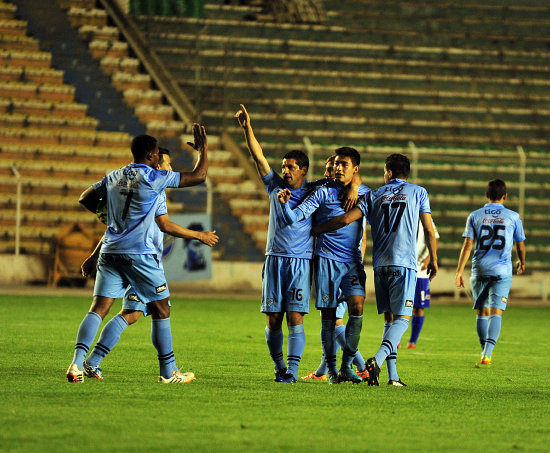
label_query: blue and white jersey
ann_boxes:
[360,178,430,270]
[262,169,323,259]
[151,191,168,256]
[463,202,525,277]
[93,163,180,254]
[281,181,370,263]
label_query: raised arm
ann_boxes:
[419,212,438,280]
[155,214,219,247]
[455,237,474,288]
[235,104,271,178]
[515,240,526,275]
[178,123,208,188]
[311,207,363,235]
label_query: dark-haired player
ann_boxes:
[66,125,209,383]
[455,179,526,365]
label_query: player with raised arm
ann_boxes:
[278,147,370,384]
[313,153,437,386]
[235,105,357,383]
[66,125,209,383]
[455,179,526,365]
[79,148,218,381]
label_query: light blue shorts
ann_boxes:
[471,275,512,311]
[315,256,366,310]
[261,255,311,314]
[413,277,431,309]
[94,253,170,303]
[336,300,348,319]
[373,266,417,316]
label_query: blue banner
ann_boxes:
[161,213,212,281]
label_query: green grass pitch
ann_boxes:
[1,294,549,452]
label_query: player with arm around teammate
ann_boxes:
[66,125,209,383]
[455,179,526,365]
[235,105,358,383]
[80,148,218,382]
[313,153,438,386]
[278,147,370,384]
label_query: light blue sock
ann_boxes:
[265,326,285,372]
[71,312,102,368]
[374,317,410,365]
[152,318,177,378]
[287,324,305,379]
[342,315,363,368]
[383,322,399,380]
[87,314,129,367]
[334,324,346,352]
[476,315,488,351]
[321,319,337,376]
[482,314,502,358]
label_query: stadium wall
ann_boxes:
[0,254,547,303]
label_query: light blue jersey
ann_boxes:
[281,181,370,263]
[360,179,431,270]
[92,163,180,254]
[262,169,322,259]
[463,203,526,277]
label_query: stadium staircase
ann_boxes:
[0,0,264,267]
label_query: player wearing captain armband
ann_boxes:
[455,179,526,366]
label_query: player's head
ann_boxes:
[158,147,172,171]
[384,153,410,183]
[282,150,309,189]
[486,179,507,202]
[131,134,159,167]
[324,155,336,179]
[334,147,360,186]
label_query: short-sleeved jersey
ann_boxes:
[462,202,526,277]
[360,179,431,270]
[281,181,371,263]
[93,163,180,254]
[417,219,439,278]
[262,169,324,259]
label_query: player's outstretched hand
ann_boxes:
[516,260,526,275]
[188,123,207,153]
[199,230,219,247]
[235,104,250,129]
[455,272,465,288]
[277,189,291,204]
[81,255,97,278]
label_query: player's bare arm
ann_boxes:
[455,237,474,288]
[155,214,219,247]
[339,172,362,211]
[515,240,526,275]
[311,206,363,235]
[277,188,291,204]
[235,104,271,178]
[81,235,104,277]
[79,186,101,214]
[420,212,438,280]
[179,123,208,188]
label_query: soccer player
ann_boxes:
[80,148,218,381]
[302,155,368,381]
[66,125,209,383]
[313,153,438,386]
[235,105,357,383]
[406,219,439,349]
[455,179,526,365]
[278,147,370,384]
